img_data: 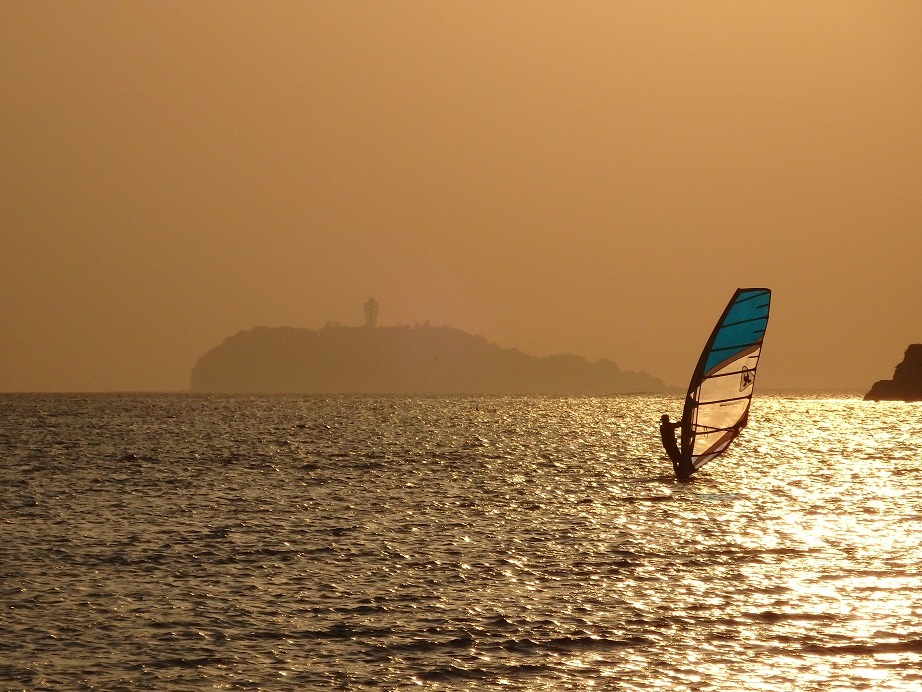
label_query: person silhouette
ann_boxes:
[660,414,691,480]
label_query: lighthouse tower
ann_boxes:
[364,297,378,328]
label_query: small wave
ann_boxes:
[482,615,516,629]
[690,492,745,501]
[740,610,842,624]
[247,623,396,641]
[116,452,158,463]
[800,638,922,655]
[388,634,475,653]
[416,665,493,682]
[145,655,235,669]
[417,662,560,684]
[503,634,652,654]
[617,495,674,503]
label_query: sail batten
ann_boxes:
[721,316,768,328]
[703,368,759,381]
[709,341,765,354]
[678,288,771,474]
[697,394,756,406]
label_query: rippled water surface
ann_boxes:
[2,394,922,690]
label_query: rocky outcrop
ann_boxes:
[864,344,922,401]
[190,324,671,395]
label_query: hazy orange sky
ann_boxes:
[2,1,921,392]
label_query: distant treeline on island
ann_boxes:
[190,324,671,395]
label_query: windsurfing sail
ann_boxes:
[679,288,771,473]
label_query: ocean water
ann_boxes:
[2,393,921,690]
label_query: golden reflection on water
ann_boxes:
[3,394,922,689]
[576,395,922,689]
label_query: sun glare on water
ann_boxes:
[3,394,922,689]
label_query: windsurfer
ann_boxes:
[660,414,691,480]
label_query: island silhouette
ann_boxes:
[190,322,671,395]
[865,344,922,401]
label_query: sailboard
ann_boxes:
[675,288,771,477]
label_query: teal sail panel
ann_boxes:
[680,288,771,471]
